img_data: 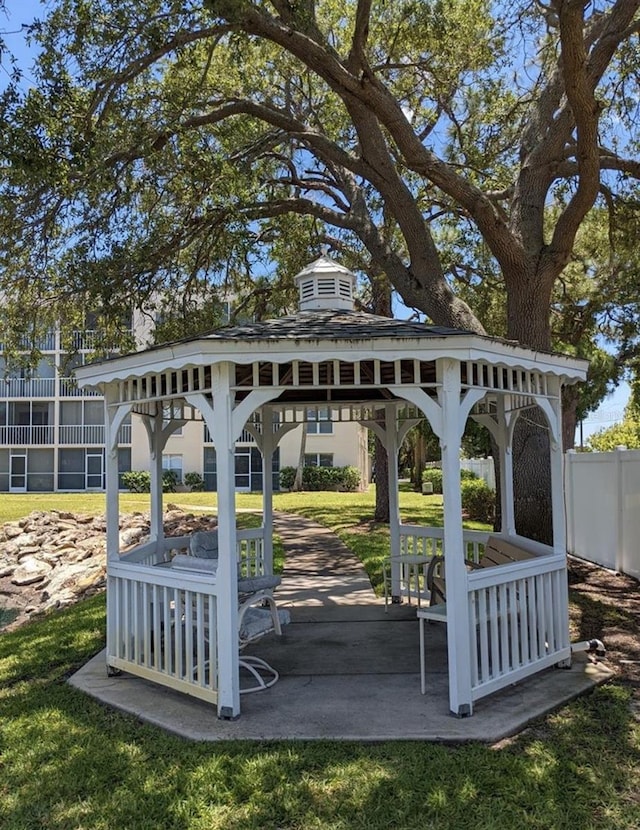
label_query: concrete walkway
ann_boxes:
[70,513,612,742]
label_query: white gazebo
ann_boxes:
[75,254,588,719]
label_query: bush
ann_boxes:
[184,471,205,492]
[460,468,480,481]
[461,479,495,523]
[162,470,179,493]
[340,466,361,492]
[421,468,443,493]
[121,469,179,493]
[279,466,296,490]
[122,470,151,493]
[279,465,361,491]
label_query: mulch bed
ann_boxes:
[568,555,640,715]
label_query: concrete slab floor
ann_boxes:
[68,513,614,742]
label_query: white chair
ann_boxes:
[171,534,290,692]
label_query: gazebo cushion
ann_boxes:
[190,530,219,558]
[239,606,291,643]
[170,554,218,572]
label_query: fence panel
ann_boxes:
[565,449,640,579]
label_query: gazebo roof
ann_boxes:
[75,255,588,388]
[78,306,587,388]
[195,308,471,342]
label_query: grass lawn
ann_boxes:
[1,490,639,829]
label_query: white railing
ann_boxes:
[59,377,102,397]
[107,563,219,705]
[118,423,132,444]
[58,424,106,445]
[108,527,266,703]
[1,377,56,398]
[0,425,55,445]
[393,525,488,605]
[237,528,266,576]
[467,552,569,701]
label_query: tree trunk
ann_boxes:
[506,269,555,543]
[512,408,553,544]
[561,385,580,451]
[413,429,425,491]
[374,433,390,523]
[291,425,307,491]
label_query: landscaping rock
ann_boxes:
[0,507,219,632]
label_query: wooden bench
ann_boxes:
[426,535,537,607]
[417,535,538,693]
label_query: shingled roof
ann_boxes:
[199,308,474,343]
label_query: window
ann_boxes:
[304,453,333,468]
[162,453,183,484]
[306,407,332,434]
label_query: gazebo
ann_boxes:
[75,254,588,720]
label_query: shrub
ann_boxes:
[421,468,443,493]
[461,479,495,523]
[302,465,340,491]
[162,470,179,493]
[340,466,361,491]
[184,472,205,492]
[279,466,296,490]
[122,470,151,493]
[279,465,361,491]
[121,469,179,493]
[460,468,480,481]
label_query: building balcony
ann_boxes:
[0,423,131,447]
[58,424,131,445]
[0,425,55,445]
[0,378,56,398]
[59,378,101,397]
[58,425,106,445]
[71,329,134,352]
[0,332,57,352]
[204,425,256,444]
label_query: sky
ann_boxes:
[0,0,632,443]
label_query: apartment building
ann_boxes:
[0,329,132,492]
[1,310,369,493]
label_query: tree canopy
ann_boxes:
[1,0,639,535]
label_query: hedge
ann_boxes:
[460,478,495,523]
[279,465,361,491]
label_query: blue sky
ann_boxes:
[1,0,631,442]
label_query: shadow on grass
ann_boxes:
[1,591,639,829]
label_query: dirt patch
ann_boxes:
[568,555,640,695]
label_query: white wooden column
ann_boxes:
[207,367,240,718]
[385,403,401,567]
[362,407,403,598]
[438,358,473,717]
[496,398,516,536]
[139,412,167,544]
[103,387,125,563]
[261,406,275,575]
[545,379,567,555]
[247,413,298,577]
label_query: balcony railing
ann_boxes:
[59,377,101,397]
[0,378,56,398]
[204,425,256,444]
[58,425,106,445]
[0,425,55,445]
[0,332,57,352]
[70,329,133,352]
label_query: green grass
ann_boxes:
[1,490,639,829]
[1,597,638,829]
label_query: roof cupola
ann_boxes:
[294,251,357,311]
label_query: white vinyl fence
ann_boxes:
[565,448,640,580]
